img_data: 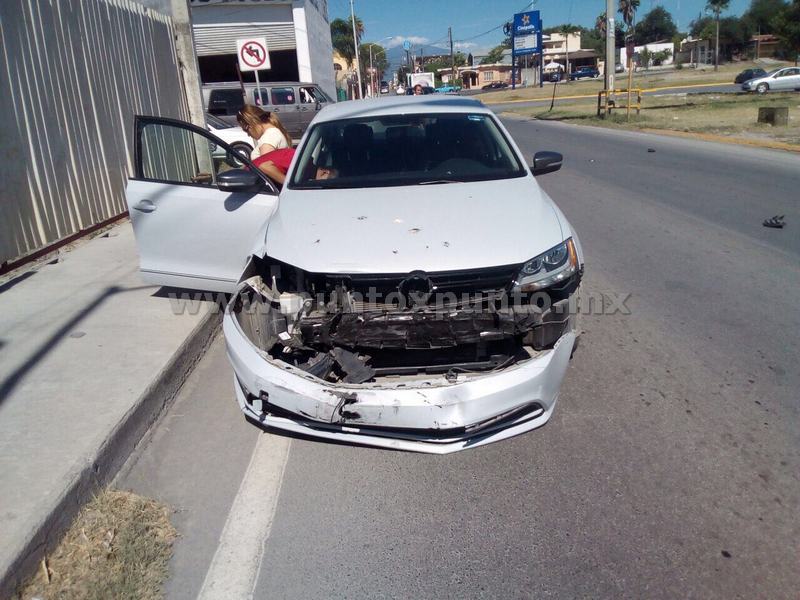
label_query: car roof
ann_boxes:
[314,95,489,123]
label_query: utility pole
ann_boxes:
[350,0,362,99]
[604,0,615,99]
[449,27,456,87]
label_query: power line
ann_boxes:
[453,0,537,44]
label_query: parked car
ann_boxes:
[545,71,563,83]
[569,66,600,80]
[202,81,334,139]
[380,81,390,94]
[206,113,252,165]
[615,63,625,73]
[126,96,584,453]
[734,68,767,84]
[435,84,461,93]
[481,81,509,90]
[741,67,800,93]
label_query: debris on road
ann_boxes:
[762,215,786,229]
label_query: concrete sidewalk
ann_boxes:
[0,222,219,596]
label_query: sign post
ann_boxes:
[236,37,270,106]
[512,11,542,90]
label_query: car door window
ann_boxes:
[299,86,325,104]
[139,122,252,187]
[270,87,296,106]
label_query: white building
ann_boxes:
[190,0,335,97]
[620,41,675,70]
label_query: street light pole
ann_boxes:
[349,0,362,99]
[369,45,374,97]
[605,0,615,99]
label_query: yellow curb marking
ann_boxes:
[483,81,733,105]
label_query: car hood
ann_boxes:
[262,177,565,273]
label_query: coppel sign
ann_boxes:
[513,10,541,36]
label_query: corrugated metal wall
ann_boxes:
[0,0,190,266]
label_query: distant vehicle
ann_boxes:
[615,63,625,73]
[741,67,800,93]
[481,81,509,90]
[435,84,461,93]
[202,81,333,138]
[569,66,600,80]
[395,86,406,95]
[206,113,251,166]
[380,81,390,94]
[546,71,563,83]
[734,68,767,83]
[406,85,436,95]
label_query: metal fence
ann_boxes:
[0,0,190,267]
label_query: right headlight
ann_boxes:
[515,238,579,292]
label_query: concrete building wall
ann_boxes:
[292,0,335,98]
[0,0,190,267]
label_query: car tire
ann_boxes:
[756,82,768,94]
[227,142,252,167]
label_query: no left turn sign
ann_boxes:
[236,37,271,72]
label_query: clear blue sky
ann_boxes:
[329,0,752,55]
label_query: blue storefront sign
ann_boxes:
[512,10,542,55]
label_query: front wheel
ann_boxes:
[756,83,769,94]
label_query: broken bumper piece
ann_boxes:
[224,311,576,454]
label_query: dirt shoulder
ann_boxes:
[504,91,800,151]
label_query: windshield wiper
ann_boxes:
[418,179,463,185]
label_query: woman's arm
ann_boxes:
[256,160,286,185]
[257,143,276,156]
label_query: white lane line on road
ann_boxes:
[197,432,291,600]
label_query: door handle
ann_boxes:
[133,199,156,213]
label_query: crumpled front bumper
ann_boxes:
[223,308,576,454]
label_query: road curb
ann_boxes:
[1,305,222,599]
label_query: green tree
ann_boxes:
[359,43,388,93]
[772,0,800,60]
[706,0,731,70]
[480,45,505,64]
[330,16,364,67]
[634,6,678,43]
[742,0,788,34]
[691,15,751,60]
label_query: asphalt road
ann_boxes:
[118,120,800,599]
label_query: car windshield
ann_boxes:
[289,112,526,189]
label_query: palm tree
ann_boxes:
[559,24,579,79]
[618,0,640,30]
[596,12,607,37]
[330,16,364,68]
[706,0,730,71]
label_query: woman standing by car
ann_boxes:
[236,105,292,159]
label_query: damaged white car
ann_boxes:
[126,96,584,453]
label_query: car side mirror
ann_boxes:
[532,151,563,176]
[217,168,262,193]
[315,100,322,110]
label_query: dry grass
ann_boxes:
[479,60,795,104]
[15,490,176,600]
[506,92,800,147]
